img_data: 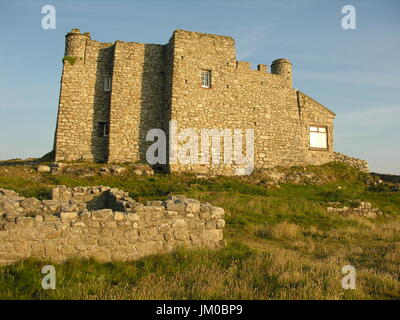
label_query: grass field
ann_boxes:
[0,162,399,299]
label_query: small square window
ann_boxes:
[98,122,109,137]
[201,70,211,88]
[104,78,111,92]
[309,125,327,149]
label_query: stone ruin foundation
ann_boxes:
[326,201,384,219]
[0,186,225,265]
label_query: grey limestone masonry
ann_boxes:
[0,187,225,265]
[54,28,368,174]
[333,152,369,172]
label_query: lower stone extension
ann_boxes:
[333,152,369,172]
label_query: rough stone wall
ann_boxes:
[168,30,335,174]
[297,91,335,165]
[333,152,369,172]
[327,201,383,218]
[0,187,225,266]
[54,29,113,162]
[108,42,166,163]
[54,28,337,173]
[162,37,175,168]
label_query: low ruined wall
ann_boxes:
[327,201,384,219]
[333,152,369,172]
[0,186,225,266]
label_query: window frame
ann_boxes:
[309,125,328,151]
[98,122,109,138]
[201,70,211,88]
[104,77,111,92]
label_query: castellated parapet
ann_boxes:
[54,28,338,175]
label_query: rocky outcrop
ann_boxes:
[37,165,51,173]
[0,186,225,265]
[42,163,154,176]
[333,152,369,172]
[255,167,334,185]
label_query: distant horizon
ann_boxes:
[1,0,399,174]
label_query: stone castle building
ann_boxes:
[54,28,339,175]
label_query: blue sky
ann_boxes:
[0,0,399,173]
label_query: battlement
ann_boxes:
[172,29,235,44]
[62,28,292,85]
[66,28,91,38]
[169,29,291,86]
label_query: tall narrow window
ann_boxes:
[309,126,327,149]
[104,78,111,92]
[201,70,211,88]
[98,122,109,137]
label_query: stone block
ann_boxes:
[13,242,30,254]
[136,241,161,254]
[216,219,225,229]
[174,230,189,241]
[16,217,34,229]
[90,248,112,262]
[126,213,140,221]
[186,201,200,213]
[37,165,51,173]
[172,218,187,229]
[202,229,223,242]
[46,231,62,239]
[91,209,113,221]
[113,212,125,221]
[165,200,186,212]
[205,221,216,229]
[211,207,225,218]
[20,198,41,212]
[102,221,117,228]
[60,212,78,220]
[365,212,377,219]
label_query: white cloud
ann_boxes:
[232,27,269,60]
[337,105,400,131]
[298,71,400,88]
[335,105,400,139]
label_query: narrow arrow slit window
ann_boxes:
[98,122,109,137]
[104,78,111,92]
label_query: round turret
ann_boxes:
[271,58,292,87]
[64,28,91,61]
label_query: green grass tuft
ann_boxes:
[62,56,78,65]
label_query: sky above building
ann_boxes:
[0,0,399,174]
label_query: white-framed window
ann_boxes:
[309,126,327,149]
[98,122,109,137]
[201,70,211,88]
[104,77,111,92]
